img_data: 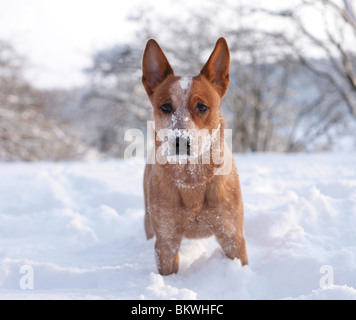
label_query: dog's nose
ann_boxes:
[175,136,191,156]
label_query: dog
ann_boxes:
[142,37,248,276]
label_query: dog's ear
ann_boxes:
[200,38,230,97]
[142,39,174,96]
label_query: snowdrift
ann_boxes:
[0,153,355,299]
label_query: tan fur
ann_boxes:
[142,38,248,275]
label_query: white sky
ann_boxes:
[0,0,225,89]
[0,0,349,89]
[0,0,149,88]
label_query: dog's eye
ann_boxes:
[160,103,173,114]
[196,103,209,114]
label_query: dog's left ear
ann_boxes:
[200,38,230,98]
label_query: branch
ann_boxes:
[250,5,356,120]
[323,0,356,32]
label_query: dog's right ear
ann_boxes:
[142,39,174,96]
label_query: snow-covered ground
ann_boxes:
[0,153,356,300]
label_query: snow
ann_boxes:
[156,126,220,163]
[0,153,356,300]
[179,77,192,91]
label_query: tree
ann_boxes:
[80,44,152,157]
[248,0,356,120]
[0,41,86,161]
[223,29,347,152]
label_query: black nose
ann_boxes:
[175,137,191,155]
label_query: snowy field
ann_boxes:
[0,153,356,300]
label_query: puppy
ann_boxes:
[142,38,248,275]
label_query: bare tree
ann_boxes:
[247,0,356,120]
[0,41,86,161]
[80,44,152,157]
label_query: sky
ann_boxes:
[0,0,348,89]
[0,0,148,88]
[0,0,229,89]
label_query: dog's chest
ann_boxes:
[177,186,216,238]
[178,187,206,213]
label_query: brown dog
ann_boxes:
[142,38,248,276]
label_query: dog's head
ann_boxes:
[142,38,230,162]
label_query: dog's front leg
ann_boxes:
[214,218,248,266]
[154,231,182,276]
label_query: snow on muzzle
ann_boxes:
[156,126,221,164]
